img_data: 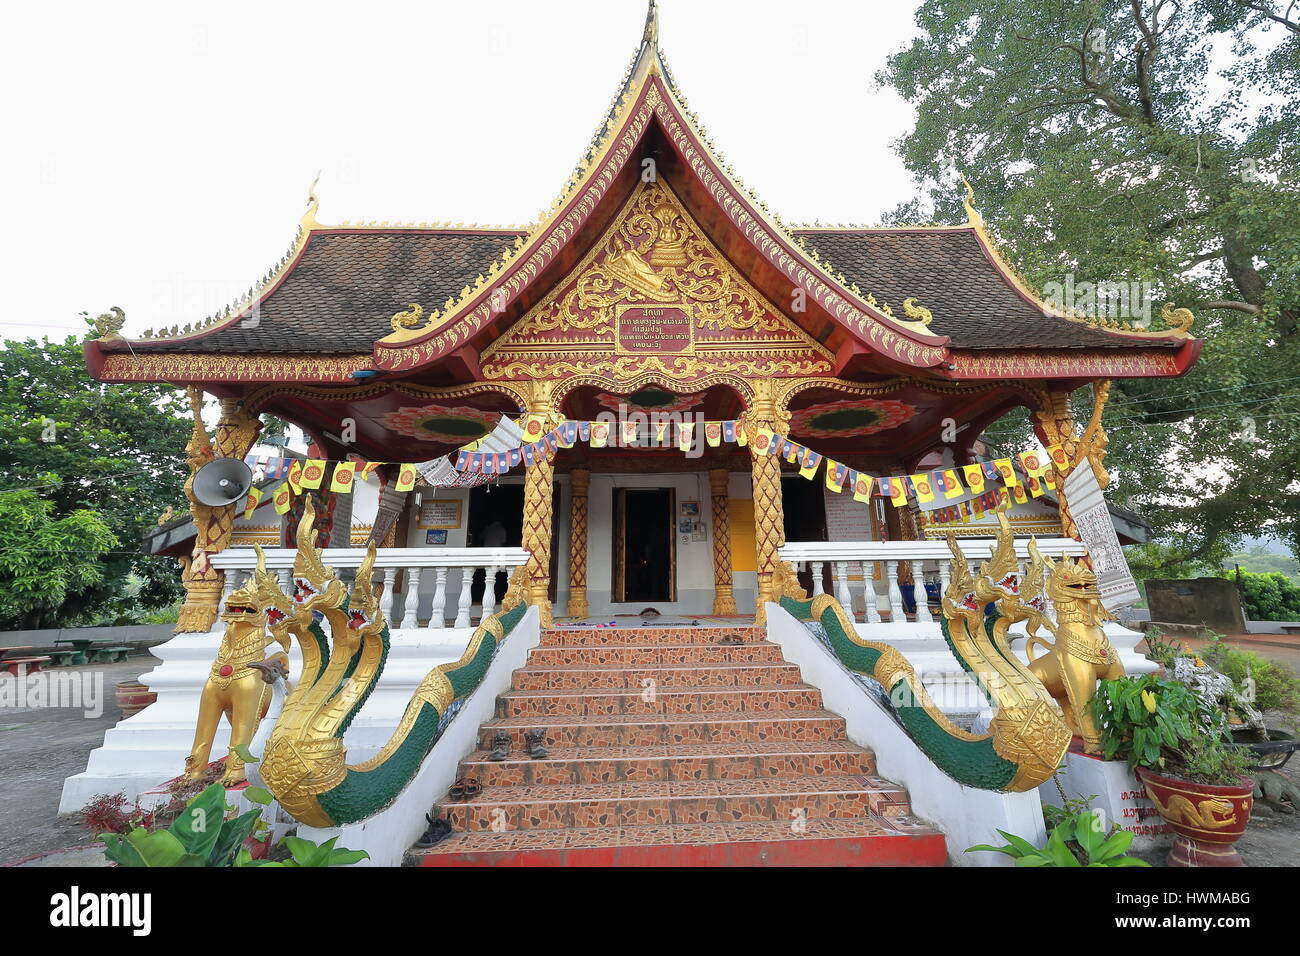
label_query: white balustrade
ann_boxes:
[210,547,530,630]
[779,538,1087,627]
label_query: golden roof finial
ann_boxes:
[302,171,322,229]
[959,172,983,228]
[642,0,660,51]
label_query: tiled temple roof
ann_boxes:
[794,228,1172,351]
[98,225,1175,357]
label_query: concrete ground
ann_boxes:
[0,655,158,865]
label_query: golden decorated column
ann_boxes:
[566,468,591,619]
[746,380,790,624]
[708,468,738,615]
[1031,381,1111,541]
[521,382,558,627]
[176,390,262,632]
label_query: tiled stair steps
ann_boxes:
[409,624,945,866]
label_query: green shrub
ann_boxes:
[1227,570,1300,621]
[967,808,1149,867]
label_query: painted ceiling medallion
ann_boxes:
[382,404,501,442]
[596,387,704,414]
[788,398,917,438]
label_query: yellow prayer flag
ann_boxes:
[799,449,822,480]
[752,427,776,456]
[287,460,303,495]
[678,422,695,452]
[909,473,936,504]
[824,461,846,493]
[993,458,1019,488]
[962,463,986,494]
[395,463,417,492]
[273,484,292,514]
[1012,484,1028,504]
[330,461,357,494]
[940,468,964,499]
[589,421,610,448]
[851,471,872,502]
[889,477,908,507]
[705,422,722,447]
[622,420,639,444]
[243,486,263,520]
[299,459,326,490]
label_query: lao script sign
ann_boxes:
[1062,463,1141,610]
[616,305,693,354]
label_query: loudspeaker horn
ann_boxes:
[192,458,254,507]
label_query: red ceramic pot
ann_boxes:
[1135,766,1253,867]
[115,680,157,718]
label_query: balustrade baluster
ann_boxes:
[380,568,397,622]
[910,560,933,623]
[886,560,905,622]
[403,566,424,628]
[430,568,448,628]
[860,563,879,623]
[454,567,473,628]
[810,561,825,597]
[480,566,498,619]
[832,561,852,619]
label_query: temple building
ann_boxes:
[84,8,1196,631]
[69,4,1203,866]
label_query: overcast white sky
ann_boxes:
[0,0,922,343]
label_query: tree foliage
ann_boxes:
[0,332,191,627]
[880,0,1300,570]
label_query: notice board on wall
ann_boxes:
[728,499,757,572]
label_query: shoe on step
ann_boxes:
[416,814,453,848]
[489,730,511,761]
[525,729,549,760]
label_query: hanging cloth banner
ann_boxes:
[273,483,293,515]
[243,486,263,519]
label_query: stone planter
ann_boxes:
[114,680,157,718]
[1136,766,1253,867]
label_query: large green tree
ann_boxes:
[881,0,1300,571]
[0,332,191,626]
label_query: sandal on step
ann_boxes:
[489,730,511,761]
[461,779,482,800]
[525,729,549,760]
[416,814,453,848]
[448,778,468,801]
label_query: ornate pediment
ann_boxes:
[481,180,833,382]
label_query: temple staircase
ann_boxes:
[407,622,946,866]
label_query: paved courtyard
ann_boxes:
[0,656,157,865]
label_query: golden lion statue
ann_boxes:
[184,545,292,786]
[1022,539,1123,754]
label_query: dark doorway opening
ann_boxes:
[781,476,830,595]
[467,484,523,606]
[613,487,675,604]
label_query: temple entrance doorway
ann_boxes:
[782,475,830,595]
[612,487,676,605]
[465,483,557,605]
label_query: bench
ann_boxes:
[1,656,52,677]
[47,650,79,667]
[92,646,133,664]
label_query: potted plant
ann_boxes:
[1092,674,1254,867]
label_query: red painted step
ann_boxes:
[409,623,946,866]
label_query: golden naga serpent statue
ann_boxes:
[779,513,1119,790]
[232,499,533,827]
